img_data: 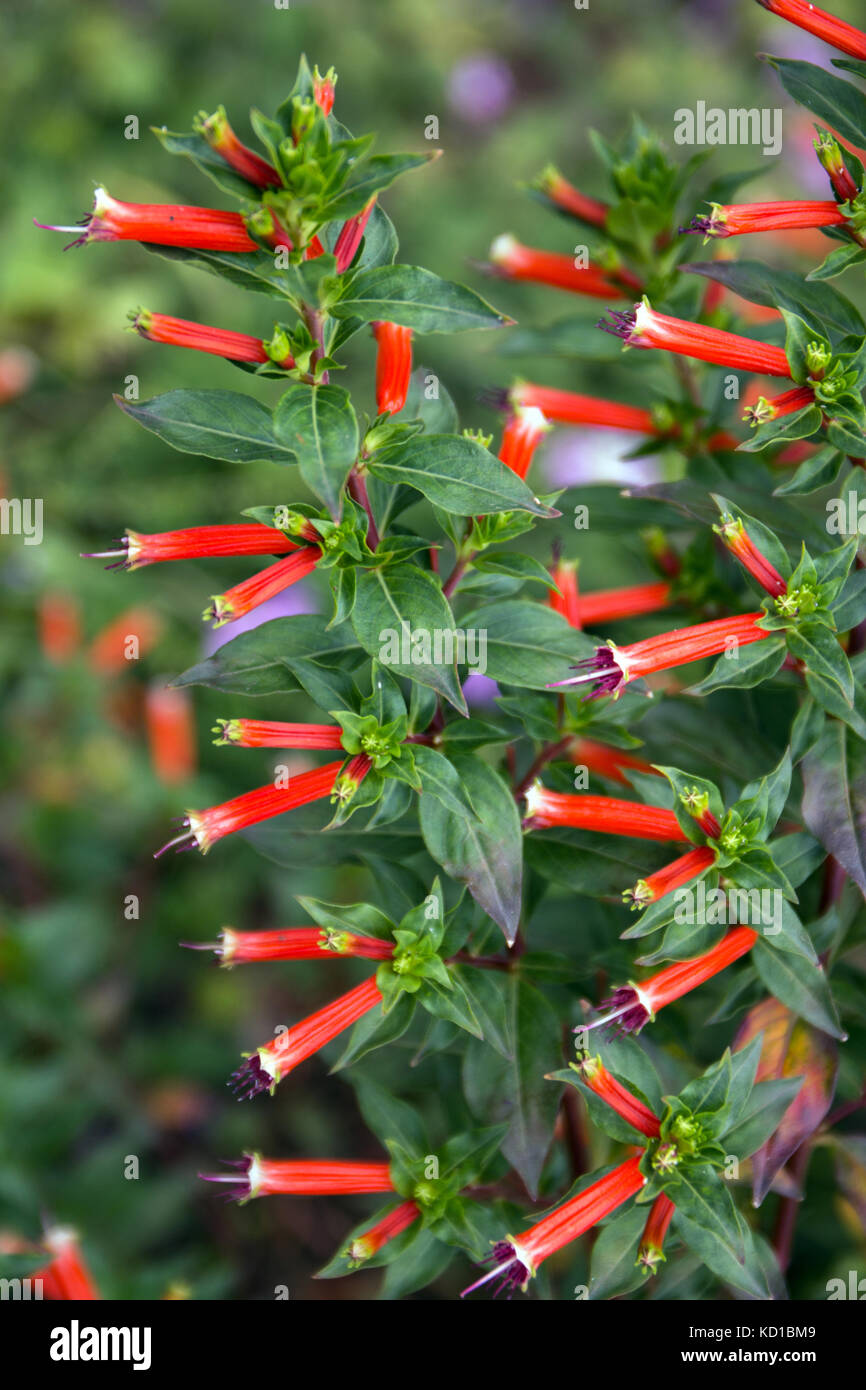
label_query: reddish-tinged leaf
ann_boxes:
[734,998,837,1205]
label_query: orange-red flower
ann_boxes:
[37,187,259,252]
[86,523,298,571]
[625,845,717,908]
[203,546,323,626]
[195,107,281,188]
[600,302,792,378]
[594,926,759,1033]
[637,1193,676,1273]
[230,974,384,1097]
[345,1201,421,1266]
[463,1155,645,1294]
[213,719,345,748]
[532,166,609,228]
[524,786,689,841]
[373,322,412,414]
[567,737,659,786]
[488,234,639,297]
[155,757,369,856]
[188,925,394,966]
[201,1155,394,1201]
[553,612,771,699]
[714,516,788,598]
[130,309,294,367]
[509,382,661,434]
[756,0,866,60]
[33,1226,100,1300]
[744,386,816,429]
[334,195,377,272]
[573,1054,661,1137]
[687,200,849,239]
[498,403,550,479]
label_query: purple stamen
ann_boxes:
[589,986,650,1036]
[597,307,638,342]
[229,1054,272,1101]
[199,1156,253,1202]
[461,1241,530,1299]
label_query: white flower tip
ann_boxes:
[489,232,518,263]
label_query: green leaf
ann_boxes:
[807,242,866,283]
[766,56,866,154]
[672,1194,768,1299]
[333,265,512,332]
[686,634,787,695]
[116,389,295,465]
[331,991,416,1070]
[461,599,593,689]
[152,124,262,197]
[751,939,844,1039]
[351,564,467,713]
[587,1205,647,1300]
[686,258,865,339]
[419,755,523,944]
[803,720,866,897]
[774,445,844,496]
[353,1076,427,1154]
[722,1078,804,1163]
[366,434,557,517]
[172,616,361,696]
[787,622,854,704]
[273,383,359,517]
[319,152,437,220]
[469,978,562,1197]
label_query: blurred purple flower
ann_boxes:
[448,54,514,125]
[203,582,317,655]
[464,672,500,706]
[542,427,665,489]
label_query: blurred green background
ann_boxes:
[3,0,865,1299]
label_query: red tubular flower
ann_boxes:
[334,195,377,272]
[756,0,866,60]
[568,737,659,786]
[85,523,298,571]
[637,1193,676,1273]
[38,592,81,662]
[203,546,323,626]
[36,187,259,252]
[88,606,163,673]
[498,404,550,479]
[313,66,337,116]
[213,719,345,748]
[373,322,413,414]
[814,133,860,204]
[524,786,689,842]
[553,612,771,699]
[34,1227,100,1301]
[599,302,792,378]
[345,1201,421,1266]
[195,107,281,188]
[549,558,581,627]
[130,309,294,368]
[155,757,351,856]
[687,200,849,238]
[463,1155,645,1295]
[744,385,816,428]
[488,234,640,297]
[146,683,196,785]
[509,382,661,434]
[201,1154,394,1202]
[625,845,717,908]
[230,974,384,1098]
[188,925,394,966]
[533,166,609,228]
[595,926,759,1034]
[714,516,788,599]
[573,1054,661,1137]
[577,581,673,627]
